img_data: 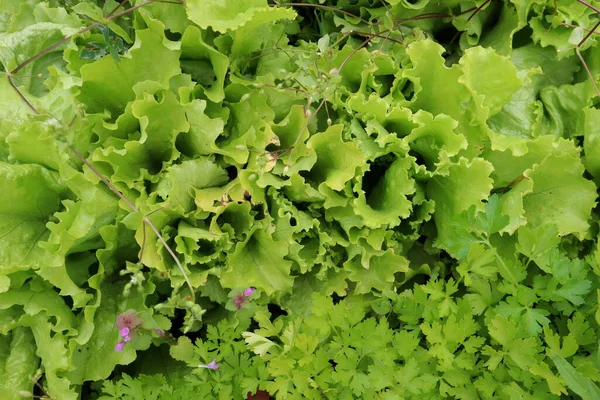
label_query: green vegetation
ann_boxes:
[1,0,600,398]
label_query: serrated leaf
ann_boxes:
[0,163,65,274]
[221,227,294,295]
[515,152,597,238]
[242,332,277,357]
[185,0,295,33]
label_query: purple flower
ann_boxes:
[115,310,143,352]
[232,288,256,310]
[115,309,143,331]
[153,328,165,337]
[234,295,246,310]
[198,358,219,370]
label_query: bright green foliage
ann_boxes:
[185,0,296,34]
[515,152,597,238]
[78,19,181,116]
[222,227,294,295]
[0,327,38,399]
[0,163,65,274]
[1,0,600,399]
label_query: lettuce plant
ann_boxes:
[1,0,600,399]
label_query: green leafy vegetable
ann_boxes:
[1,0,599,399]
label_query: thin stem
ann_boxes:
[139,207,165,262]
[394,12,452,22]
[455,5,480,17]
[449,0,493,45]
[324,99,332,124]
[246,47,319,63]
[11,0,181,76]
[261,83,308,93]
[277,2,370,25]
[561,22,600,35]
[576,48,600,99]
[65,0,95,21]
[106,0,132,18]
[71,148,139,211]
[292,98,326,148]
[8,0,183,114]
[1,71,44,78]
[31,376,54,400]
[109,0,166,20]
[354,30,405,46]
[140,217,148,263]
[71,147,195,300]
[11,22,100,75]
[378,31,395,51]
[144,218,193,295]
[577,0,600,15]
[579,19,600,47]
[6,76,37,111]
[331,30,354,49]
[465,0,492,22]
[287,34,373,149]
[388,6,479,28]
[262,46,319,55]
[292,77,309,91]
[338,36,373,72]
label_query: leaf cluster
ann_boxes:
[1,0,600,399]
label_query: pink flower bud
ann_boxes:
[115,310,143,330]
[199,358,220,370]
[206,359,220,370]
[115,342,125,352]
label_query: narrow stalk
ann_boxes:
[70,147,195,300]
[277,2,370,24]
[449,0,493,45]
[561,22,600,35]
[577,0,600,15]
[576,48,600,99]
[579,20,600,47]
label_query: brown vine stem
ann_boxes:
[560,22,600,35]
[70,148,195,299]
[106,0,133,17]
[7,0,194,301]
[277,2,371,25]
[571,1,600,100]
[289,34,374,150]
[448,0,493,45]
[9,0,183,83]
[579,19,600,48]
[353,30,405,46]
[577,0,600,14]
[576,48,600,99]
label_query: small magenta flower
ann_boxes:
[198,358,219,370]
[233,287,256,310]
[153,328,165,336]
[115,310,143,352]
[116,309,143,330]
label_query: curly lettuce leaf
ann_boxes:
[0,163,65,274]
